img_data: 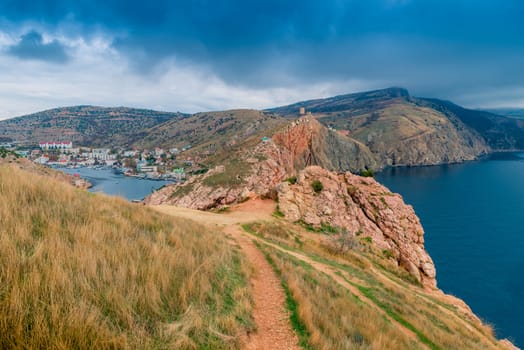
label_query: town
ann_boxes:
[0,141,189,181]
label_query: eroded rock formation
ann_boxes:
[276,166,437,288]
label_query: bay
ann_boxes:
[376,153,524,346]
[59,167,173,201]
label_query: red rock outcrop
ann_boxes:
[276,166,437,288]
[144,141,289,209]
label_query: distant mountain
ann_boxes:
[269,88,524,168]
[0,105,186,147]
[268,87,411,116]
[482,108,524,119]
[417,99,524,150]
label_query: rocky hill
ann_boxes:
[144,116,372,208]
[143,116,445,287]
[276,166,436,288]
[419,99,524,150]
[269,87,524,168]
[0,105,185,147]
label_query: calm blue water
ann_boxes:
[376,153,524,346]
[59,167,172,201]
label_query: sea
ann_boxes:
[376,153,524,347]
[58,167,172,201]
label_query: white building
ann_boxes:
[39,141,73,150]
[139,165,158,173]
[90,149,116,161]
[123,150,137,157]
[34,156,49,164]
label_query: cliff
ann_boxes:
[276,166,436,288]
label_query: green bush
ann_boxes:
[273,205,285,218]
[360,169,374,177]
[311,180,323,193]
[286,176,297,185]
[382,249,393,259]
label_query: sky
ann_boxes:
[0,0,523,119]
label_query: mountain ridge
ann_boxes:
[0,105,187,147]
[2,87,524,172]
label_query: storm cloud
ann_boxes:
[0,0,523,117]
[8,30,69,63]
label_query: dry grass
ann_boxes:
[247,219,505,350]
[0,165,253,349]
[257,243,419,350]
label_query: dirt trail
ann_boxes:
[153,200,426,348]
[245,232,429,349]
[153,200,299,350]
[225,225,299,350]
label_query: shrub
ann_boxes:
[382,249,393,259]
[347,185,357,196]
[326,230,360,254]
[311,180,323,193]
[286,176,297,185]
[360,169,374,177]
[320,222,338,234]
[361,236,373,244]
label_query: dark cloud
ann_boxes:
[1,1,524,105]
[8,30,69,63]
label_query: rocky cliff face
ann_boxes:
[276,166,437,288]
[146,139,437,288]
[271,116,377,173]
[144,140,290,209]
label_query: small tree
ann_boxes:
[311,180,323,193]
[360,169,374,177]
[326,229,360,255]
[286,176,297,184]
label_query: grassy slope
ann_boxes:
[135,109,286,155]
[243,220,506,350]
[0,165,253,349]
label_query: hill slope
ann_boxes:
[133,109,287,157]
[0,106,185,147]
[0,165,254,349]
[419,99,524,150]
[269,87,524,168]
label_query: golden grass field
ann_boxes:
[0,165,253,349]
